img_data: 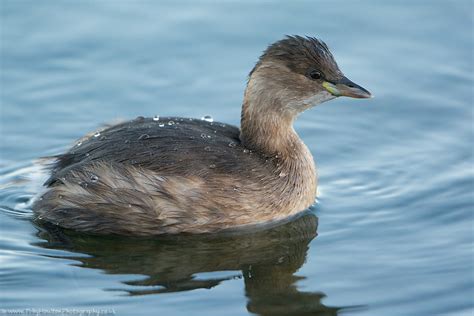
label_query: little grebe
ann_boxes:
[33,36,371,235]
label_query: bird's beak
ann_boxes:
[323,76,372,99]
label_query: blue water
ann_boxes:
[1,1,473,315]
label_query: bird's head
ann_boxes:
[245,35,371,116]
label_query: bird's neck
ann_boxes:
[239,75,301,157]
[240,100,315,169]
[239,77,317,212]
[239,77,315,170]
[240,104,299,158]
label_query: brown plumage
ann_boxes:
[33,35,371,235]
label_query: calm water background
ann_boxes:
[0,1,473,315]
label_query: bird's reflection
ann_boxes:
[35,213,347,315]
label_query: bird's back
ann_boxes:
[34,117,296,235]
[46,117,260,184]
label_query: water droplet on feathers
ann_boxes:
[201,115,213,122]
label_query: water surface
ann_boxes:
[1,1,472,315]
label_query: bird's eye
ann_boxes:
[309,70,322,80]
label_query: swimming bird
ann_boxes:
[33,35,371,235]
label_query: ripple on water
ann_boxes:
[0,162,49,218]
